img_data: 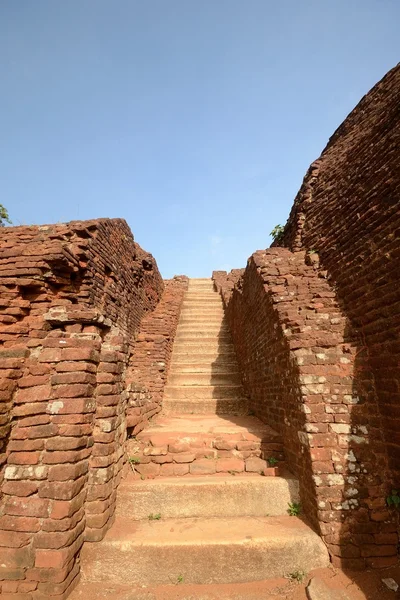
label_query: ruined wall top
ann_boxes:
[0,218,164,345]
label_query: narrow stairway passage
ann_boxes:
[70,278,329,597]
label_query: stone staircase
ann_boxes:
[70,279,329,599]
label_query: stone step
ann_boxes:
[135,414,282,447]
[162,398,248,415]
[182,298,222,304]
[164,384,244,399]
[167,372,242,386]
[184,293,220,298]
[116,474,299,519]
[179,313,228,325]
[132,414,283,474]
[175,334,232,343]
[176,330,230,338]
[169,363,239,374]
[179,316,226,324]
[179,314,225,321]
[69,578,313,600]
[171,346,236,365]
[171,353,237,364]
[80,515,329,586]
[180,302,225,315]
[177,323,229,332]
[172,343,235,353]
[181,304,223,311]
[181,305,224,311]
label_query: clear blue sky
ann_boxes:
[1,1,399,278]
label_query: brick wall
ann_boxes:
[279,63,400,563]
[214,248,397,569]
[213,63,400,569]
[125,276,189,435]
[0,219,168,598]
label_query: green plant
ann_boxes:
[176,574,184,584]
[270,224,284,242]
[387,490,400,509]
[129,456,140,464]
[286,569,306,583]
[0,204,11,227]
[287,502,302,516]
[308,248,317,254]
[148,513,161,521]
[267,457,278,467]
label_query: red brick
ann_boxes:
[216,458,244,473]
[189,460,216,475]
[4,496,50,518]
[15,385,51,403]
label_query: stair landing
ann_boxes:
[131,414,284,478]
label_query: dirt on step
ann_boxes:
[69,563,400,600]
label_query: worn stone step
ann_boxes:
[176,329,230,337]
[164,384,244,399]
[180,304,223,309]
[179,318,227,326]
[68,576,333,600]
[171,353,237,364]
[80,515,329,585]
[184,293,220,299]
[172,340,235,357]
[177,323,229,332]
[135,414,282,445]
[167,372,242,386]
[162,398,248,415]
[187,285,215,291]
[116,474,299,519]
[175,335,232,344]
[133,415,282,469]
[182,298,222,304]
[169,363,239,374]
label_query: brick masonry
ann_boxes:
[213,63,400,569]
[0,219,185,597]
[125,276,189,435]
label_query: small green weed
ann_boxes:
[387,489,400,508]
[286,569,306,583]
[267,457,278,467]
[270,224,284,242]
[287,502,302,516]
[148,513,161,521]
[129,456,140,464]
[176,574,184,584]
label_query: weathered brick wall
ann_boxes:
[212,63,400,569]
[214,248,397,569]
[0,219,165,598]
[125,276,188,435]
[277,64,400,562]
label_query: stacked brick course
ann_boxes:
[125,276,189,435]
[214,249,397,568]
[280,64,400,493]
[213,63,400,569]
[0,219,176,597]
[281,64,400,564]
